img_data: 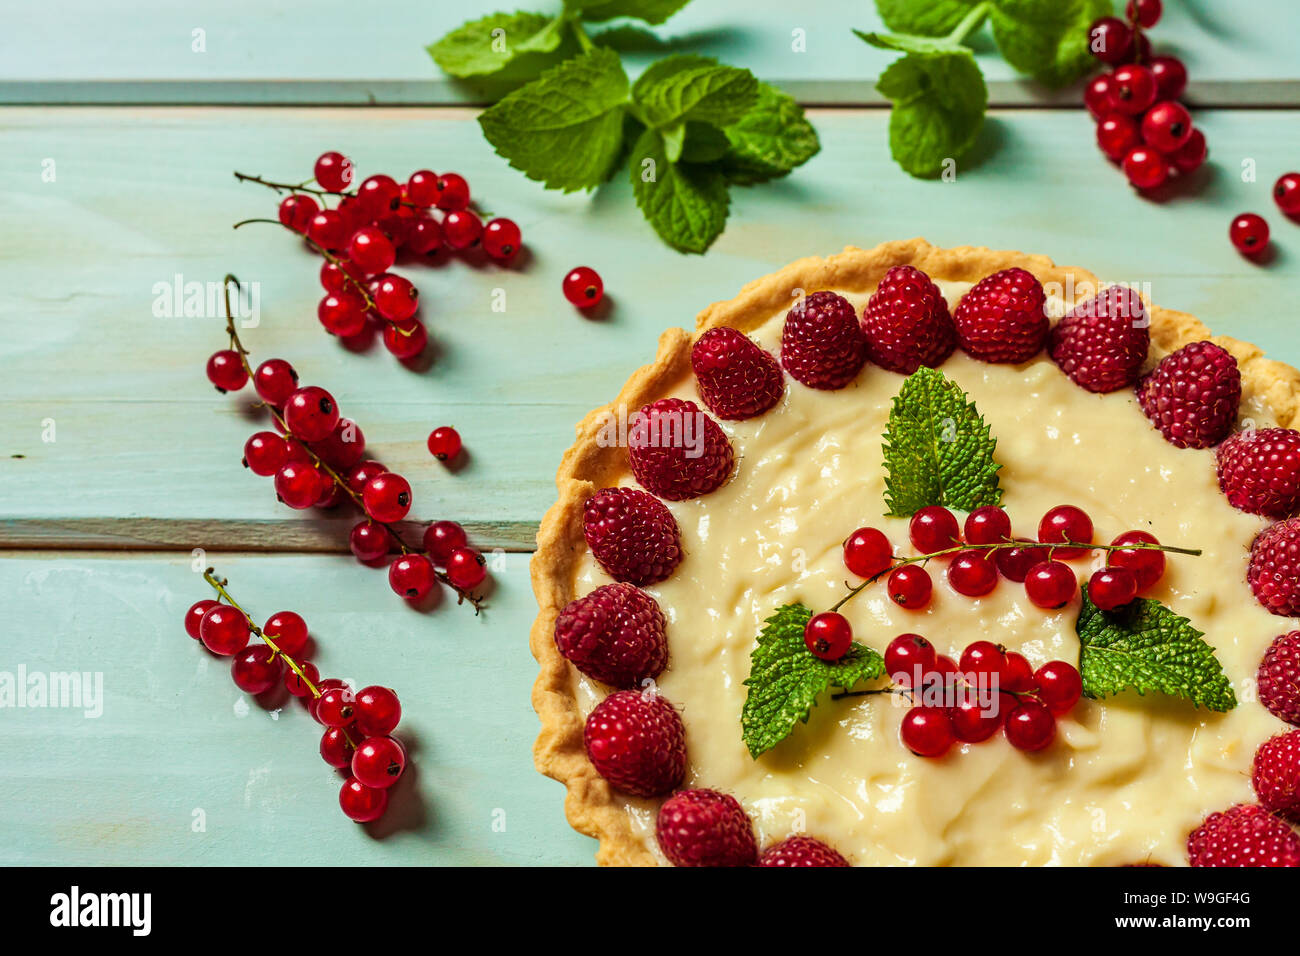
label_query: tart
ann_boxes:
[530,239,1300,866]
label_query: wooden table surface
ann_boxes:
[2,1,1298,866]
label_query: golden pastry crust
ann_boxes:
[528,238,1300,867]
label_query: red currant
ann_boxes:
[285,660,320,697]
[274,461,325,510]
[313,151,354,192]
[1002,651,1035,692]
[964,506,1011,545]
[1089,17,1133,65]
[184,599,219,640]
[252,358,298,406]
[1126,0,1161,28]
[1096,113,1142,163]
[1168,127,1207,174]
[804,611,852,661]
[307,678,346,722]
[1140,100,1193,153]
[1229,213,1270,257]
[345,459,387,495]
[407,215,444,255]
[1024,560,1078,609]
[317,291,368,337]
[994,538,1049,583]
[206,350,248,393]
[377,211,412,249]
[356,174,401,219]
[1122,146,1168,191]
[347,226,396,275]
[278,193,319,232]
[1107,530,1165,592]
[243,431,287,476]
[320,259,363,295]
[339,776,388,823]
[884,633,936,686]
[1107,64,1157,115]
[314,475,343,509]
[262,610,308,657]
[1037,505,1093,559]
[1034,661,1082,715]
[446,547,487,590]
[362,472,412,523]
[406,169,439,207]
[482,218,522,261]
[887,565,932,610]
[1275,172,1300,217]
[320,726,357,769]
[423,520,468,564]
[959,641,1007,684]
[382,319,427,359]
[909,505,961,554]
[427,426,462,462]
[355,686,402,737]
[950,696,1003,743]
[283,386,339,442]
[948,551,998,597]
[1004,700,1056,751]
[434,172,470,211]
[900,706,955,757]
[316,685,357,727]
[349,519,392,563]
[1084,74,1114,119]
[310,418,366,471]
[443,209,483,250]
[843,527,893,578]
[231,644,283,695]
[336,195,367,234]
[1148,56,1187,100]
[389,554,437,600]
[563,266,604,308]
[352,736,406,789]
[373,274,419,322]
[199,604,250,656]
[1089,567,1138,610]
[306,210,348,252]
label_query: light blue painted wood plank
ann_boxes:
[0,551,594,865]
[1,107,1299,548]
[1,1,1298,104]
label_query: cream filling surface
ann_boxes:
[571,282,1292,866]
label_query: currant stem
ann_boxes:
[230,218,380,312]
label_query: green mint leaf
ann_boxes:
[855,29,962,56]
[881,366,1002,517]
[742,604,886,759]
[567,0,692,26]
[876,50,986,178]
[720,81,821,185]
[875,0,984,36]
[478,48,629,192]
[428,11,566,78]
[661,121,686,163]
[631,54,759,130]
[590,24,670,52]
[1076,588,1237,712]
[989,0,1111,87]
[629,127,729,253]
[679,121,730,164]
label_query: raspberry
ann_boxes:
[583,690,686,797]
[780,291,868,389]
[1047,286,1149,393]
[860,265,956,374]
[952,268,1048,364]
[1187,804,1300,867]
[583,487,683,586]
[1257,630,1300,724]
[628,398,734,500]
[554,583,668,689]
[690,327,784,420]
[656,788,757,867]
[1137,341,1241,448]
[1253,730,1300,819]
[1218,429,1300,517]
[757,836,850,867]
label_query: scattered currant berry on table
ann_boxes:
[554,582,668,688]
[283,386,339,443]
[262,610,308,657]
[388,553,438,600]
[656,788,758,867]
[373,274,419,322]
[964,506,1011,545]
[382,319,427,359]
[445,546,487,590]
[804,612,853,661]
[206,350,248,393]
[1084,74,1114,119]
[231,645,284,695]
[1275,172,1300,217]
[252,358,299,406]
[355,686,402,737]
[405,169,439,207]
[1034,661,1083,715]
[285,660,320,697]
[1025,560,1078,609]
[1257,631,1300,725]
[320,727,357,769]
[690,327,784,421]
[184,599,219,640]
[481,217,522,261]
[1147,55,1188,100]
[199,604,251,656]
[1137,340,1241,449]
[434,172,470,211]
[1252,729,1300,818]
[407,215,444,255]
[582,486,682,586]
[1140,100,1193,153]
[1096,114,1142,163]
[628,398,733,500]
[888,565,932,609]
[1187,804,1300,867]
[860,264,956,374]
[584,690,686,797]
[278,194,319,232]
[274,460,325,510]
[426,426,462,462]
[1122,146,1168,191]
[345,459,386,494]
[948,551,998,597]
[1218,428,1300,517]
[562,266,604,308]
[1088,17,1134,65]
[318,291,368,337]
[339,777,389,823]
[314,151,354,192]
[308,678,347,723]
[1127,0,1161,29]
[356,174,401,219]
[780,291,868,389]
[952,268,1048,363]
[311,418,366,471]
[1038,504,1094,558]
[352,735,407,789]
[362,472,412,523]
[1004,700,1056,751]
[1107,64,1157,115]
[1229,213,1270,257]
[843,527,893,578]
[901,706,955,757]
[909,505,961,553]
[885,633,936,685]
[1089,567,1139,610]
[757,836,849,867]
[306,209,348,252]
[423,519,468,564]
[442,209,483,250]
[347,226,396,275]
[243,432,288,476]
[1107,530,1166,593]
[316,685,357,728]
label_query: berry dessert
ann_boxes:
[531,240,1300,866]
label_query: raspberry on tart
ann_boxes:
[1137,341,1241,449]
[655,788,757,867]
[582,487,682,586]
[1217,428,1300,517]
[554,582,668,689]
[628,398,734,500]
[1257,631,1300,725]
[780,291,868,389]
[860,265,956,374]
[691,327,784,420]
[1187,804,1300,867]
[952,267,1048,363]
[583,690,686,797]
[758,836,850,867]
[1048,286,1149,393]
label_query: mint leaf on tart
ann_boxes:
[629,127,730,254]
[989,0,1111,88]
[719,82,822,186]
[1076,587,1237,712]
[742,604,886,758]
[882,366,1002,517]
[427,11,569,78]
[566,0,694,26]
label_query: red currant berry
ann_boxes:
[1148,56,1187,100]
[320,259,363,295]
[1096,113,1142,163]
[434,172,470,211]
[427,426,462,462]
[320,726,356,769]
[1088,567,1138,610]
[285,660,321,698]
[1123,146,1169,190]
[1107,64,1157,114]
[959,641,1007,684]
[307,677,346,722]
[964,506,1011,546]
[443,209,483,250]
[231,644,283,695]
[887,565,932,610]
[1038,505,1094,559]
[339,776,388,823]
[373,274,419,322]
[446,546,487,590]
[347,226,396,275]
[283,386,339,443]
[345,459,387,495]
[389,554,437,600]
[1140,100,1193,153]
[356,174,401,219]
[1089,17,1133,65]
[306,210,348,252]
[563,266,604,308]
[1033,661,1081,715]
[1126,0,1161,28]
[407,215,444,255]
[382,319,427,359]
[317,685,357,727]
[1230,213,1270,257]
[950,696,1003,743]
[1024,560,1078,609]
[205,350,248,393]
[313,151,354,192]
[317,291,368,337]
[900,706,955,757]
[184,599,219,640]
[1107,530,1165,592]
[1084,74,1114,118]
[336,195,367,234]
[243,431,287,476]
[1004,699,1056,751]
[1003,651,1035,692]
[355,686,402,737]
[363,472,412,523]
[314,474,343,509]
[352,736,407,789]
[199,604,251,656]
[482,218,522,261]
[406,169,439,207]
[1168,127,1207,174]
[885,633,937,686]
[423,520,468,564]
[274,461,325,510]
[349,519,392,563]
[948,551,998,597]
[1275,172,1300,217]
[994,538,1049,583]
[909,505,961,554]
[804,611,852,661]
[262,610,308,657]
[310,418,366,471]
[843,527,893,578]
[252,358,298,407]
[377,211,412,249]
[278,193,319,232]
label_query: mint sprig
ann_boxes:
[1076,587,1237,712]
[741,604,886,758]
[881,366,1002,517]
